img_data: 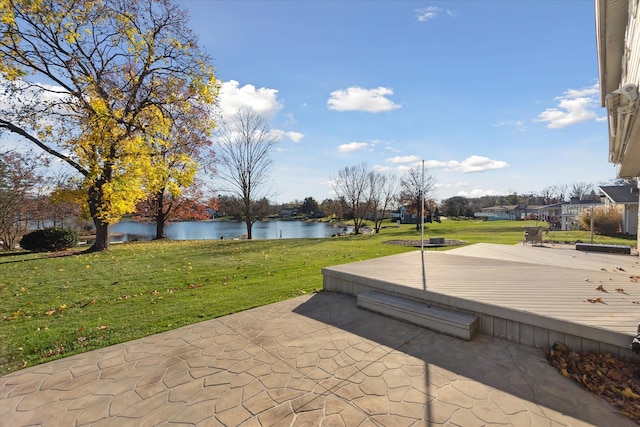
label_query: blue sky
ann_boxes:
[182,0,614,204]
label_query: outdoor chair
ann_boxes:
[523,226,543,246]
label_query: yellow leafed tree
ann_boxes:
[0,0,217,251]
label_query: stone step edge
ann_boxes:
[357,291,480,341]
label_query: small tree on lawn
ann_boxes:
[215,107,277,239]
[332,163,370,234]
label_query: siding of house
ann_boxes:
[560,202,600,231]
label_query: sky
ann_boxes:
[179,0,614,204]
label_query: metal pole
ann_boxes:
[421,160,426,290]
[421,160,425,251]
[590,207,595,244]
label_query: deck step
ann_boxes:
[575,243,631,254]
[357,291,479,341]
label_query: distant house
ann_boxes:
[536,203,565,229]
[474,202,578,229]
[560,199,601,231]
[392,206,418,224]
[599,184,639,235]
[475,203,535,221]
[279,208,299,217]
[391,206,435,224]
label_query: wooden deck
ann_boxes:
[322,243,640,357]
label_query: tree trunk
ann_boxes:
[88,219,110,252]
[86,183,110,252]
[154,190,167,240]
[155,217,166,240]
[245,219,252,239]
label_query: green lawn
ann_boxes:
[0,219,636,375]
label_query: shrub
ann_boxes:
[578,206,622,236]
[19,228,78,252]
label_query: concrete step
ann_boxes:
[357,291,479,341]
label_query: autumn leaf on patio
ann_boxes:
[586,298,605,304]
[596,285,606,292]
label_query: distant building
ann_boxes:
[560,199,601,231]
[599,184,639,235]
[279,208,299,217]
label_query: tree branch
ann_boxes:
[0,118,88,176]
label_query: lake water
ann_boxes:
[110,220,352,242]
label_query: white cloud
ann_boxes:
[436,181,469,189]
[415,6,455,22]
[338,141,369,152]
[385,155,421,164]
[283,113,297,126]
[269,129,305,143]
[372,164,393,172]
[327,86,401,113]
[427,155,509,173]
[493,120,526,132]
[219,80,283,121]
[536,83,603,129]
[457,188,503,197]
[415,6,440,21]
[286,131,304,143]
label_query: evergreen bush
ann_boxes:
[19,228,78,252]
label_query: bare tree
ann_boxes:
[332,163,370,234]
[398,166,437,224]
[0,150,45,249]
[320,198,346,220]
[215,107,277,239]
[568,182,594,201]
[367,172,398,233]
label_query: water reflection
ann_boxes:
[110,220,352,242]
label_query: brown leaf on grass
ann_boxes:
[97,325,108,330]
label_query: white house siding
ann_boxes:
[560,203,600,231]
[623,1,640,84]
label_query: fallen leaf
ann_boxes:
[619,388,640,399]
[596,285,606,292]
[97,325,108,330]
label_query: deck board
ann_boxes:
[322,243,640,354]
